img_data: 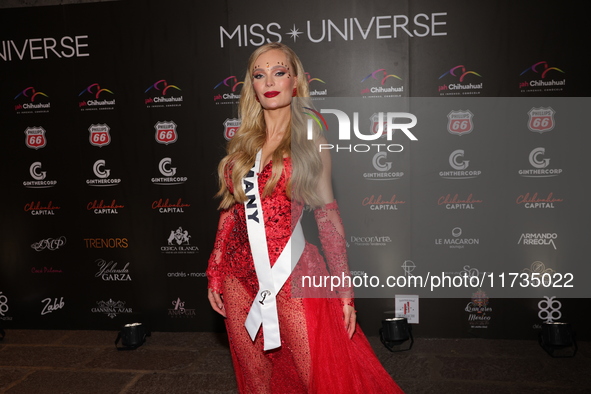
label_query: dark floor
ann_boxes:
[0,329,589,393]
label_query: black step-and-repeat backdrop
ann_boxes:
[1,0,588,338]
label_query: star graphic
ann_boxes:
[287,25,303,42]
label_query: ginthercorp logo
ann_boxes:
[519,61,565,93]
[518,233,557,249]
[437,193,482,210]
[218,12,449,48]
[152,197,190,214]
[518,147,562,178]
[213,75,243,104]
[223,118,241,140]
[435,227,480,249]
[14,86,50,114]
[304,107,417,153]
[86,159,121,187]
[91,299,132,319]
[95,259,131,281]
[465,290,492,329]
[516,192,563,209]
[447,110,474,135]
[168,297,196,318]
[24,127,47,149]
[527,107,555,133]
[152,157,188,185]
[24,201,61,215]
[438,65,483,95]
[361,194,405,210]
[360,68,404,97]
[88,124,111,147]
[24,162,57,188]
[306,72,327,97]
[78,83,115,111]
[362,152,404,180]
[161,227,199,254]
[31,236,66,251]
[87,199,124,215]
[440,149,481,179]
[155,121,178,145]
[145,79,183,108]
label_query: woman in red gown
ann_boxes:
[207,42,404,394]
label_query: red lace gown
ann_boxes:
[207,158,404,394]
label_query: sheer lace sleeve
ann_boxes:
[206,208,235,294]
[314,200,354,301]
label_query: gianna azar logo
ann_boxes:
[303,107,417,153]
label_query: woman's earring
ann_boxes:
[292,88,297,97]
[255,95,260,102]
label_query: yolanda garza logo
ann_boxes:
[91,299,132,319]
[86,159,121,187]
[152,197,190,214]
[223,118,241,140]
[89,124,111,147]
[438,65,483,96]
[23,162,58,189]
[363,152,404,180]
[24,127,47,149]
[518,147,562,178]
[447,110,473,136]
[304,107,417,153]
[439,149,482,179]
[78,83,115,111]
[155,121,178,145]
[516,192,563,209]
[0,292,11,321]
[87,199,124,215]
[152,157,188,185]
[31,236,66,251]
[437,193,482,210]
[14,86,50,114]
[518,233,557,250]
[306,72,327,98]
[145,79,183,108]
[218,12,448,48]
[213,75,243,104]
[435,227,480,249]
[95,259,131,281]
[168,297,197,318]
[465,290,491,329]
[24,201,60,216]
[527,107,555,133]
[161,227,199,254]
[360,69,404,98]
[84,237,128,249]
[361,194,406,211]
[41,297,65,316]
[519,61,566,94]
[349,235,392,247]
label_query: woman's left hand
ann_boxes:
[343,302,356,339]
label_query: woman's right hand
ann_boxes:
[208,289,226,317]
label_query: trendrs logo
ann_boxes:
[24,127,47,149]
[78,83,115,111]
[518,147,562,178]
[86,159,121,187]
[439,150,481,179]
[24,162,57,188]
[152,157,188,185]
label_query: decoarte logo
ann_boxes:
[14,87,50,114]
[518,61,565,94]
[84,238,129,248]
[437,193,482,210]
[518,233,557,250]
[439,149,482,179]
[152,157,188,185]
[24,200,61,216]
[218,12,448,47]
[349,235,392,246]
[518,147,562,178]
[168,297,196,318]
[87,199,124,215]
[213,76,243,104]
[86,159,121,187]
[361,194,405,210]
[95,259,131,281]
[78,83,115,111]
[91,299,132,319]
[145,79,183,108]
[516,192,563,209]
[435,227,479,249]
[438,65,483,96]
[152,198,190,214]
[360,69,404,98]
[161,227,199,254]
[24,162,57,188]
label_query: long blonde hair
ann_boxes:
[216,42,323,209]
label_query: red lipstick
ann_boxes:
[264,91,280,98]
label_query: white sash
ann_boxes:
[243,150,305,351]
